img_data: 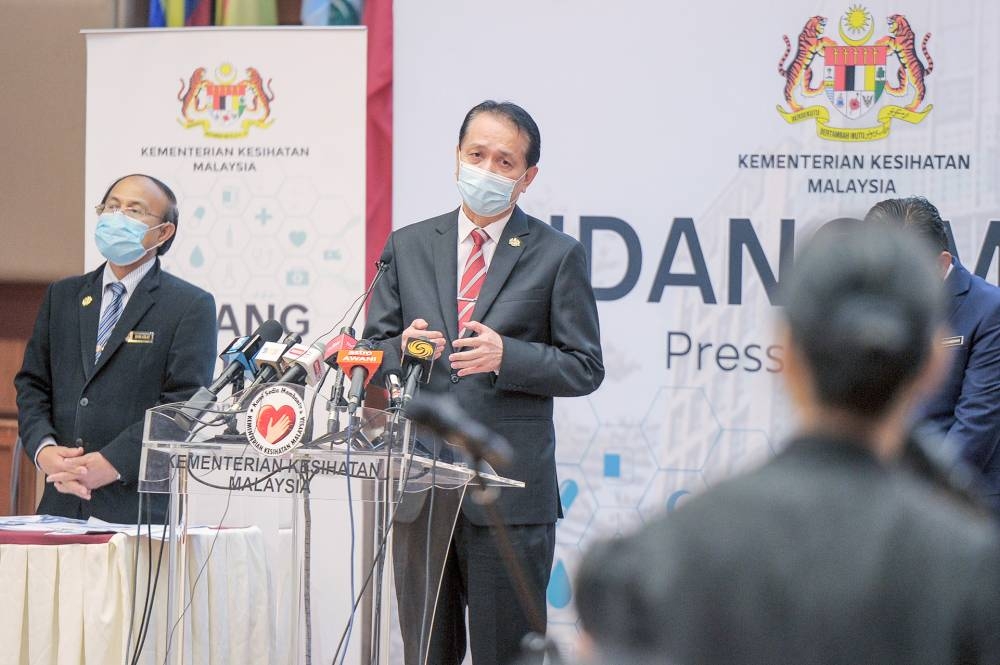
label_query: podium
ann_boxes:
[139,383,523,665]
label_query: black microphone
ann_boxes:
[384,369,403,409]
[405,392,514,470]
[174,320,283,428]
[401,336,436,407]
[208,320,284,395]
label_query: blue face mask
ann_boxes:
[456,161,526,217]
[95,211,165,266]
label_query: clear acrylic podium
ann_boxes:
[139,383,523,665]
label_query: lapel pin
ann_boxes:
[508,237,522,248]
[81,296,93,307]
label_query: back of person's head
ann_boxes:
[575,534,666,662]
[781,225,945,417]
[864,196,949,253]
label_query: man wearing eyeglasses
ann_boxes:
[15,173,217,523]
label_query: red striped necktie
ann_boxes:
[457,228,489,333]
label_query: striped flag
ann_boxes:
[149,0,214,26]
[215,0,278,25]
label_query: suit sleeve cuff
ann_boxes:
[33,437,57,469]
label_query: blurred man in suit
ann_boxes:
[16,174,216,524]
[867,196,1000,516]
[364,100,604,665]
[574,226,1000,665]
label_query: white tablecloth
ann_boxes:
[0,526,275,665]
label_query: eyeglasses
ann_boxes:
[94,204,167,222]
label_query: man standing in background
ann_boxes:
[867,196,1000,516]
[16,173,217,524]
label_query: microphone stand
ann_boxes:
[464,451,564,665]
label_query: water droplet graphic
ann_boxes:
[190,246,204,268]
[547,560,572,609]
[667,490,690,513]
[559,480,579,513]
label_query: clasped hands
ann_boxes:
[402,318,503,376]
[38,445,120,500]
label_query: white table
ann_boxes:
[0,525,275,665]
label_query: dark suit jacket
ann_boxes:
[920,260,1000,510]
[364,206,604,525]
[15,259,217,524]
[593,434,1000,665]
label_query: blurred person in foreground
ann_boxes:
[867,196,1000,517]
[574,225,1000,665]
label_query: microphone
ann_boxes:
[244,332,303,390]
[401,336,436,407]
[384,369,404,409]
[277,341,328,386]
[208,320,284,395]
[337,343,385,415]
[324,328,358,409]
[405,392,514,471]
[323,327,359,370]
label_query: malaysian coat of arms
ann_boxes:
[776,6,933,141]
[177,63,275,139]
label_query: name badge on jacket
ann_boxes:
[941,335,964,348]
[125,331,155,344]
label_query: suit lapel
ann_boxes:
[470,206,530,327]
[90,261,161,379]
[433,211,460,343]
[78,268,104,377]
[947,261,972,320]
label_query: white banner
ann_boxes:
[85,27,367,349]
[395,0,1000,657]
[85,27,368,664]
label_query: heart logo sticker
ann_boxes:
[255,404,296,444]
[244,385,307,456]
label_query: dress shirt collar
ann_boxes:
[457,205,514,245]
[101,255,156,296]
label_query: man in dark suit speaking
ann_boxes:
[364,101,604,664]
[867,197,1000,516]
[15,174,217,524]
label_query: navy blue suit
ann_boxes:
[920,260,1000,513]
[15,260,217,524]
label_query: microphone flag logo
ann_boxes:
[405,338,435,360]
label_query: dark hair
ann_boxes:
[865,196,949,253]
[101,174,179,255]
[458,100,541,167]
[781,226,945,416]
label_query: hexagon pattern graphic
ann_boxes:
[160,171,365,348]
[550,385,778,636]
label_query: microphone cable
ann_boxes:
[329,411,418,665]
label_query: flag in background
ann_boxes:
[149,0,214,26]
[301,0,363,26]
[216,0,278,25]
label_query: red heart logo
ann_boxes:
[255,404,296,445]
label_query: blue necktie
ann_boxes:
[95,282,126,362]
